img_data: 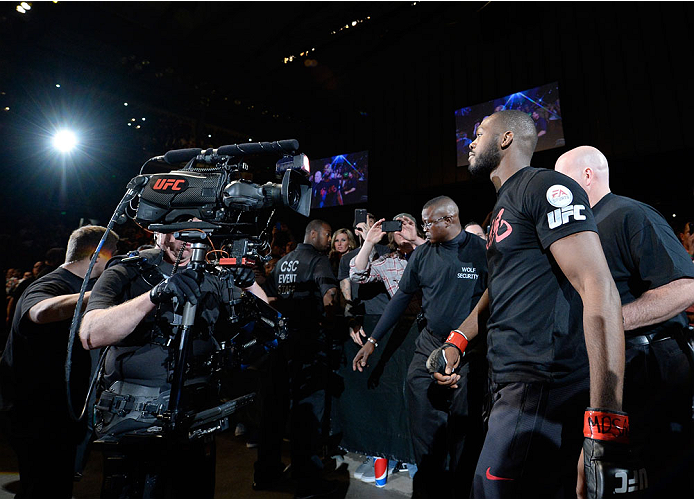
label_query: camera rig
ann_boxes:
[69,139,313,445]
[132,138,311,226]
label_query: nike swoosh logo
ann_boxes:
[486,467,514,481]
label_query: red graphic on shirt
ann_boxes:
[486,208,513,249]
[486,467,514,481]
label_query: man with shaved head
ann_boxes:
[556,145,694,496]
[258,219,340,498]
[433,110,627,498]
[353,195,488,498]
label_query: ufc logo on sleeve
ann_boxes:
[547,205,586,229]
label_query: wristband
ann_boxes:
[367,337,378,348]
[583,408,629,444]
[445,329,469,353]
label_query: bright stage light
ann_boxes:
[52,129,78,153]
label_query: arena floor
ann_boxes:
[0,428,412,499]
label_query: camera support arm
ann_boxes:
[163,240,208,432]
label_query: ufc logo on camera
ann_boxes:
[152,177,188,192]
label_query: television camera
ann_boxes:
[68,140,313,446]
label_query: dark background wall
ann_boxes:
[1,1,692,243]
[297,2,694,231]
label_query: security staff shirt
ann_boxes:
[0,268,94,417]
[396,230,488,340]
[266,243,338,339]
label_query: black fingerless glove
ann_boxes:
[583,408,648,498]
[149,269,202,306]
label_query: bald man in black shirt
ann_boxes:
[556,145,694,497]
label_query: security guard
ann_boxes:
[256,219,339,499]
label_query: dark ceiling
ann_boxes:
[1,2,482,136]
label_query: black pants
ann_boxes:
[255,341,329,488]
[471,378,589,499]
[9,412,83,499]
[623,337,694,497]
[406,330,486,499]
[99,434,216,499]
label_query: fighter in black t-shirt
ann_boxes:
[352,197,488,498]
[435,111,626,499]
[0,225,118,499]
[556,145,694,496]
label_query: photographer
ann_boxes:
[79,228,267,499]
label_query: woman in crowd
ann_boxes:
[328,228,357,278]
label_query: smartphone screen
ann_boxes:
[354,209,367,227]
[381,220,403,232]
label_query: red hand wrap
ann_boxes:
[583,408,630,444]
[445,329,469,354]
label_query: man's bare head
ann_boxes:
[421,196,461,243]
[555,145,611,207]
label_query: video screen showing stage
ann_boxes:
[455,82,564,167]
[309,150,368,209]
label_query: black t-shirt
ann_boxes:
[486,167,598,384]
[592,193,694,336]
[338,244,390,316]
[397,230,488,340]
[85,249,238,389]
[0,267,93,418]
[266,243,338,338]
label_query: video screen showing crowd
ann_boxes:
[309,151,368,209]
[2,113,693,499]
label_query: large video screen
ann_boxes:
[455,82,564,167]
[309,150,368,208]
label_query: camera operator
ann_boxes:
[0,225,118,499]
[79,227,268,499]
[254,219,339,499]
